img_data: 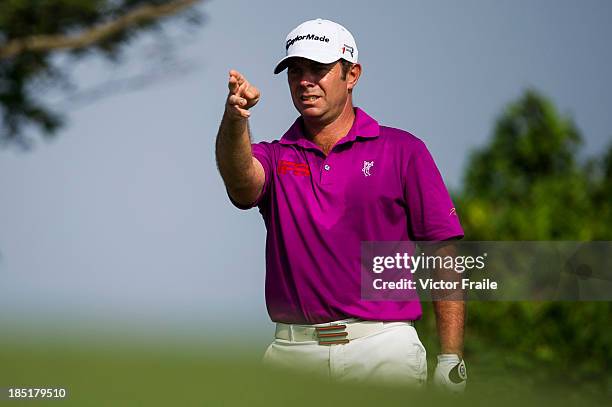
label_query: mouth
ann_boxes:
[300,95,320,103]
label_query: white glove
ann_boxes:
[433,354,467,393]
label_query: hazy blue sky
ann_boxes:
[1,0,611,339]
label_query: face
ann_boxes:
[286,58,356,123]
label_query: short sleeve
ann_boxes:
[403,140,464,241]
[228,142,274,210]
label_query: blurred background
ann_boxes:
[1,0,611,405]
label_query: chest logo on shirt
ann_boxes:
[278,160,311,176]
[362,160,374,177]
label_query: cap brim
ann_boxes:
[273,53,340,74]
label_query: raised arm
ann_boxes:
[215,70,265,206]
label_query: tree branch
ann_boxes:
[0,0,202,59]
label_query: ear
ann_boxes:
[347,63,362,91]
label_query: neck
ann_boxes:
[302,100,356,155]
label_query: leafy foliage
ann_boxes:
[0,0,201,148]
[451,89,612,392]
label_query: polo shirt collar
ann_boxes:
[279,107,380,149]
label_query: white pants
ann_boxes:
[262,321,427,387]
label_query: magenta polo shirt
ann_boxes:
[232,107,463,324]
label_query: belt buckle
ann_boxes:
[315,324,349,345]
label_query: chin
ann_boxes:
[300,109,321,117]
[299,106,325,118]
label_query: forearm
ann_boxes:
[215,112,262,203]
[433,300,465,357]
[426,242,466,357]
[433,296,468,391]
[216,112,251,184]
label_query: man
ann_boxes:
[216,18,467,391]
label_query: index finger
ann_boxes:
[229,70,246,85]
[228,70,246,94]
[228,75,239,94]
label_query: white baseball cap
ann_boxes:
[274,18,358,74]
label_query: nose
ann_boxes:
[300,80,315,88]
[298,70,317,87]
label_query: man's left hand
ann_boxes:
[433,354,467,393]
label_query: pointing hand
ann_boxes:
[226,69,261,119]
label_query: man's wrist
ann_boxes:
[439,345,463,356]
[224,107,249,123]
[437,353,461,364]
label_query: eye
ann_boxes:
[287,66,301,76]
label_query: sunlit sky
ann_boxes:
[1,0,611,338]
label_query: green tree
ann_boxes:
[459,89,610,240]
[454,89,612,391]
[0,0,202,148]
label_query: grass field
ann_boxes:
[0,326,607,407]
